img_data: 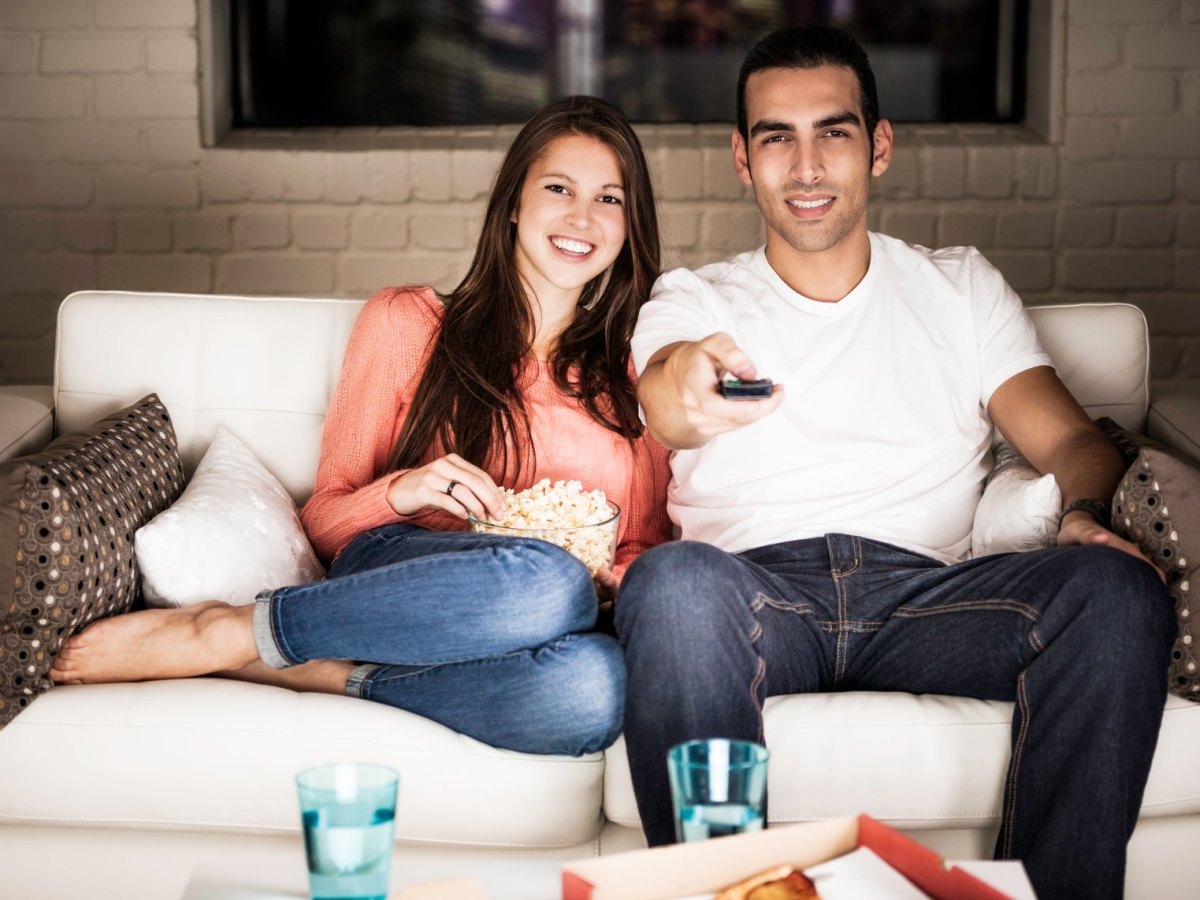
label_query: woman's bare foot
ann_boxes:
[49,601,259,684]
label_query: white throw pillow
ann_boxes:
[971,442,1062,557]
[136,426,324,607]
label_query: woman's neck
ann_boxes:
[530,287,580,361]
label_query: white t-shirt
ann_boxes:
[631,232,1052,563]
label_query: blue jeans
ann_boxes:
[615,535,1175,900]
[253,524,625,756]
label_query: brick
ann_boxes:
[1188,0,1200,26]
[41,37,140,73]
[1140,294,1200,335]
[56,214,114,252]
[0,82,86,119]
[1185,71,1200,118]
[411,151,451,202]
[173,213,232,251]
[410,213,468,251]
[1180,253,1200,291]
[1127,28,1200,69]
[0,332,55,384]
[1066,162,1174,204]
[292,210,349,251]
[41,122,142,162]
[200,152,251,202]
[1060,208,1114,247]
[97,166,198,208]
[350,210,409,251]
[1118,116,1200,159]
[0,123,37,161]
[0,163,92,207]
[1182,163,1200,201]
[146,37,197,73]
[246,151,288,201]
[1066,71,1176,116]
[702,146,745,200]
[147,121,201,161]
[365,152,412,202]
[0,293,57,338]
[875,146,918,199]
[967,147,1014,199]
[233,211,289,250]
[662,207,701,249]
[451,149,498,202]
[0,0,87,29]
[921,146,965,199]
[216,255,335,295]
[0,36,36,73]
[3,213,55,251]
[938,211,994,248]
[116,214,171,251]
[323,153,367,204]
[986,252,1054,293]
[0,252,97,293]
[1070,0,1176,25]
[1067,27,1120,71]
[1116,208,1175,248]
[659,147,702,201]
[1018,145,1058,198]
[881,210,937,248]
[282,153,324,202]
[1150,336,1184,379]
[1063,118,1119,162]
[95,0,196,28]
[98,254,211,292]
[1063,251,1172,289]
[336,255,458,296]
[998,211,1056,248]
[95,81,199,120]
[701,207,765,254]
[1180,210,1200,248]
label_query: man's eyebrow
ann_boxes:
[749,119,795,138]
[814,111,863,130]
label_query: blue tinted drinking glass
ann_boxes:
[667,739,769,843]
[295,763,399,900]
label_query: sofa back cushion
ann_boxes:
[53,292,1150,505]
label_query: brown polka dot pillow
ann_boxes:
[0,394,184,727]
[1098,417,1200,699]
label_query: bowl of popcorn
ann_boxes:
[469,478,620,575]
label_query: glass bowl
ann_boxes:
[468,501,620,575]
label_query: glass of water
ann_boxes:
[295,763,399,900]
[667,739,769,843]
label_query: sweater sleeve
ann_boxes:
[300,287,438,564]
[611,432,674,581]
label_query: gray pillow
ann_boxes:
[0,394,184,727]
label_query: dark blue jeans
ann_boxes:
[615,535,1175,900]
[253,524,625,756]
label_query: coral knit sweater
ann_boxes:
[300,286,674,578]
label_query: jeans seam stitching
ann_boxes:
[749,593,766,743]
[892,600,1041,621]
[1003,671,1031,858]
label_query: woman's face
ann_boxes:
[512,133,628,305]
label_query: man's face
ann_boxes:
[733,65,892,259]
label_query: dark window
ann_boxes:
[229,0,1026,128]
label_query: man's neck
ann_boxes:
[764,228,873,302]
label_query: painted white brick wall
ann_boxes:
[0,0,1198,383]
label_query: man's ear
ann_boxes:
[871,119,894,177]
[732,129,753,186]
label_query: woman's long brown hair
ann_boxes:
[386,96,661,481]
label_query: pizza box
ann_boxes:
[562,815,1035,900]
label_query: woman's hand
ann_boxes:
[386,453,506,522]
[593,566,618,605]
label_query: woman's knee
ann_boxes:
[534,634,626,755]
[493,538,596,629]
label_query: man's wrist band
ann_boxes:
[1060,498,1112,531]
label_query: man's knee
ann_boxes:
[619,540,743,623]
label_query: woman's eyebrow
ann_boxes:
[538,171,624,191]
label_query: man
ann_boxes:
[618,25,1173,900]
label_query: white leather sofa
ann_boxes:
[2,290,1200,900]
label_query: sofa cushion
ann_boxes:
[136,426,324,608]
[0,394,184,726]
[603,692,1200,831]
[0,386,54,464]
[0,679,606,849]
[971,442,1061,557]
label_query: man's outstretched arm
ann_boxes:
[638,333,784,450]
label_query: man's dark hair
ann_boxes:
[736,25,881,153]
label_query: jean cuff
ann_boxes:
[252,589,292,670]
[345,663,379,698]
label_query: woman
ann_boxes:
[50,96,673,757]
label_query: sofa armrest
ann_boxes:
[1148,380,1200,464]
[0,385,54,463]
